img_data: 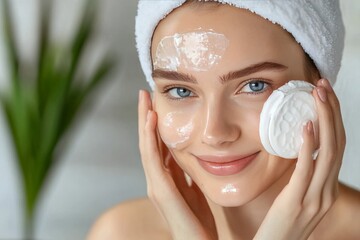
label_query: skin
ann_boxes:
[88,3,360,240]
[151,4,309,209]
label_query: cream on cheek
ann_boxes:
[154,29,229,72]
[159,111,195,149]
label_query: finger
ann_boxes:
[317,80,345,195]
[142,109,194,196]
[139,110,154,180]
[319,79,346,169]
[288,121,316,202]
[305,86,336,198]
[138,90,152,149]
[158,132,170,167]
[143,110,165,173]
[139,108,212,236]
[142,110,181,202]
[319,79,346,153]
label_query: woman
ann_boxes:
[88,1,360,239]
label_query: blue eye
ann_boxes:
[168,87,194,99]
[241,81,269,94]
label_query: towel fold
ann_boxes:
[136,0,345,90]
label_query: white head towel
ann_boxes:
[135,0,345,90]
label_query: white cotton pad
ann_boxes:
[259,80,317,159]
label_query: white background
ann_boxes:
[0,1,359,239]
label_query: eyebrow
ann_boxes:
[152,61,288,84]
[219,62,288,83]
[152,69,197,83]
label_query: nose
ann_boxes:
[201,99,240,147]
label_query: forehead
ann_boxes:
[153,4,274,37]
[151,4,303,67]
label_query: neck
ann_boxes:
[207,164,295,240]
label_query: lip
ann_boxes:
[196,152,259,176]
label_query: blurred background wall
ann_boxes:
[0,0,359,239]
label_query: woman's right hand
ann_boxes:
[254,79,345,240]
[138,90,217,240]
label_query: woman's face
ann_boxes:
[151,3,310,206]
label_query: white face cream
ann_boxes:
[154,30,229,72]
[160,112,194,149]
[221,183,239,194]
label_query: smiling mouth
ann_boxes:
[196,152,260,176]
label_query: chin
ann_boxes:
[202,181,259,207]
[206,191,254,207]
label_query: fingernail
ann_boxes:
[316,87,327,102]
[320,79,333,91]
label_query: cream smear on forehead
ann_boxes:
[161,112,194,149]
[154,30,229,72]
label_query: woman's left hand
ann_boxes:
[254,79,346,240]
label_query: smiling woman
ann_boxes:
[87,1,360,239]
[151,2,312,209]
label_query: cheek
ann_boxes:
[235,100,263,141]
[158,111,195,149]
[249,109,262,135]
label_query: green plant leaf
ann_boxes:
[66,0,97,89]
[0,0,115,237]
[36,0,52,111]
[1,0,20,87]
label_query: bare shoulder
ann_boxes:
[87,198,171,240]
[314,183,360,240]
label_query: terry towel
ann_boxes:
[135,0,345,90]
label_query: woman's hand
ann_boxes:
[254,79,346,240]
[138,90,217,240]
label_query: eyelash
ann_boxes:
[237,79,272,95]
[161,85,196,101]
[160,79,273,100]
